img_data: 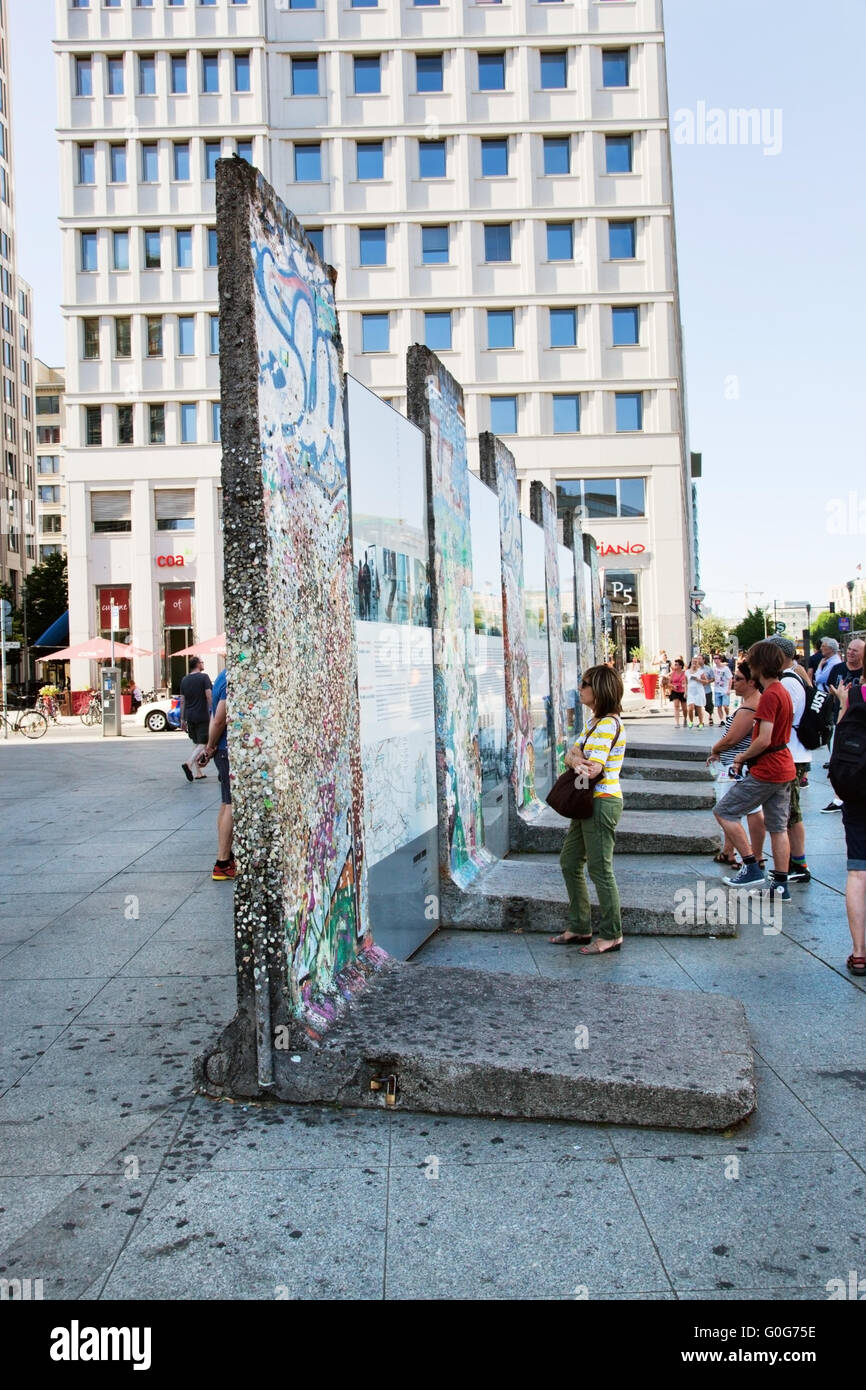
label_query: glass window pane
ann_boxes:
[584,478,617,518]
[117,404,133,446]
[612,306,639,346]
[478,52,505,91]
[181,403,197,444]
[553,395,580,434]
[351,0,378,6]
[237,140,253,163]
[207,228,218,265]
[362,313,389,352]
[620,478,645,516]
[234,54,251,93]
[139,56,156,95]
[294,144,322,180]
[171,56,188,94]
[550,308,576,347]
[416,55,443,92]
[202,54,219,93]
[112,231,129,271]
[75,58,92,97]
[173,142,190,180]
[484,224,511,261]
[481,138,508,177]
[356,142,384,180]
[292,57,319,96]
[540,51,567,90]
[615,393,642,432]
[107,57,124,96]
[421,225,448,263]
[418,140,446,178]
[602,50,629,88]
[609,220,636,259]
[176,229,193,268]
[424,311,451,351]
[290,0,317,6]
[109,145,126,182]
[543,136,569,175]
[82,318,100,358]
[178,316,195,355]
[212,401,221,441]
[359,226,387,266]
[147,317,163,355]
[354,56,381,94]
[487,309,514,349]
[546,222,573,260]
[144,229,161,268]
[605,134,633,174]
[115,317,131,357]
[141,144,159,181]
[209,315,219,354]
[78,145,95,183]
[149,404,165,444]
[306,228,324,258]
[490,396,517,434]
[205,142,221,179]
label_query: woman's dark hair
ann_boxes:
[736,661,755,685]
[674,658,685,669]
[583,663,624,718]
[747,640,786,680]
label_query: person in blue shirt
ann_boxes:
[201,666,234,879]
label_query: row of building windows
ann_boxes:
[76,137,253,184]
[289,137,639,187]
[72,1,249,8]
[557,475,646,520]
[88,487,200,534]
[82,398,221,445]
[289,48,630,97]
[79,224,219,270]
[489,392,643,435]
[80,312,219,359]
[74,50,252,97]
[370,304,642,352]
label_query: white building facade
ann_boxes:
[57,0,694,689]
[34,361,68,563]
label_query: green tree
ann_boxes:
[22,553,68,639]
[811,608,866,643]
[697,615,733,654]
[733,607,770,650]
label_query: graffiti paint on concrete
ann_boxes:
[531,482,568,774]
[478,431,538,810]
[217,160,384,1061]
[588,535,603,667]
[408,348,491,889]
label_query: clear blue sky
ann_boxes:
[9,0,865,622]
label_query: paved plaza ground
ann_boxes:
[0,714,863,1301]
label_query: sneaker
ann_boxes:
[767,880,792,902]
[723,862,767,889]
[820,801,842,813]
[787,866,811,883]
[212,857,237,881]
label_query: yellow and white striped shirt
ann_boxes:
[578,715,627,799]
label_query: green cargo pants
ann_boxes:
[559,796,623,941]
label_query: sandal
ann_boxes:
[846,955,866,977]
[550,932,592,946]
[579,939,623,955]
[712,851,740,867]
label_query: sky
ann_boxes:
[8,0,866,623]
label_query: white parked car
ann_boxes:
[131,695,182,732]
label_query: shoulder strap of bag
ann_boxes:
[780,668,809,728]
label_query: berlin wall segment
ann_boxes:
[530,481,569,778]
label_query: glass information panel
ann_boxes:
[521,515,553,800]
[347,378,438,959]
[469,471,508,860]
[558,542,579,743]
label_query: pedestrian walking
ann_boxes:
[686,657,709,728]
[549,664,627,954]
[771,635,813,882]
[829,679,866,974]
[822,637,864,810]
[655,649,671,707]
[706,660,763,870]
[702,654,715,721]
[199,666,235,880]
[715,640,796,899]
[669,657,687,726]
[711,652,733,726]
[131,681,142,714]
[179,658,213,782]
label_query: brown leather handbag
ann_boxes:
[545,717,622,820]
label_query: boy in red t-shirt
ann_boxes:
[714,640,795,899]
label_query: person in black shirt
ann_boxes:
[822,639,864,810]
[179,658,213,782]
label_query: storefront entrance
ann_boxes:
[160,585,194,693]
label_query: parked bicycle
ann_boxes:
[0,699,48,739]
[79,690,103,727]
[141,689,160,704]
[36,694,61,724]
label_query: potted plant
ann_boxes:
[630,646,658,700]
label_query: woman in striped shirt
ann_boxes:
[550,664,628,954]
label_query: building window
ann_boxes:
[36,426,60,445]
[202,53,219,93]
[37,456,60,475]
[75,58,92,98]
[143,229,161,269]
[115,316,132,358]
[557,476,645,518]
[605,134,633,174]
[35,394,58,415]
[416,54,444,93]
[234,53,251,92]
[209,315,219,354]
[609,219,636,259]
[542,136,570,175]
[236,139,253,164]
[149,403,165,444]
[212,401,221,442]
[483,223,512,262]
[615,392,643,432]
[354,55,381,95]
[91,490,131,533]
[357,141,384,181]
[294,144,321,181]
[80,231,98,271]
[424,310,452,351]
[481,138,508,177]
[107,56,124,96]
[157,489,195,530]
[550,307,577,347]
[139,54,156,96]
[612,306,639,346]
[306,228,324,258]
[359,226,386,267]
[207,228,218,265]
[170,55,188,95]
[141,142,159,182]
[490,395,517,434]
[418,140,446,178]
[540,50,567,89]
[40,516,62,536]
[112,230,129,271]
[478,52,505,91]
[204,141,221,180]
[77,145,95,184]
[602,49,629,88]
[109,144,127,182]
[38,485,60,504]
[362,313,389,353]
[487,308,514,349]
[117,403,134,445]
[147,316,163,356]
[292,57,319,96]
[421,225,448,264]
[173,142,190,181]
[546,221,573,261]
[289,0,317,7]
[180,404,197,444]
[553,395,580,434]
[176,229,193,268]
[84,405,102,447]
[178,315,195,356]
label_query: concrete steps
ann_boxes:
[621,759,713,783]
[627,740,715,763]
[513,803,719,856]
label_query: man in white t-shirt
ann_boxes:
[711,654,733,726]
[771,636,812,883]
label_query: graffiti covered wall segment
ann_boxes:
[532,482,568,775]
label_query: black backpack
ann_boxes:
[829,685,866,804]
[790,676,836,750]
